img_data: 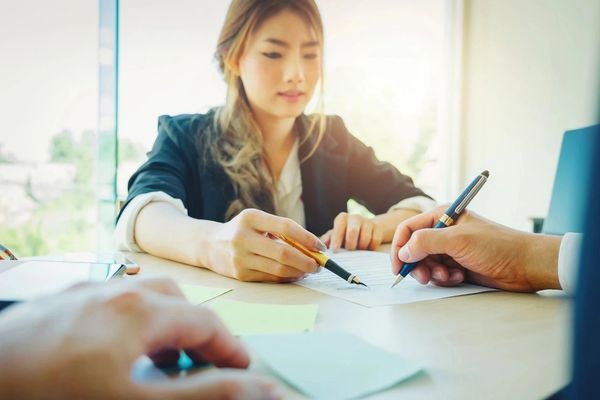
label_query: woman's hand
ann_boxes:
[205,209,325,282]
[389,205,562,292]
[320,212,383,251]
[0,278,283,399]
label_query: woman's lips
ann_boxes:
[278,91,305,102]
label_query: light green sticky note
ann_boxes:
[245,332,422,400]
[208,300,318,336]
[178,284,231,305]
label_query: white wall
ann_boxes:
[459,0,600,230]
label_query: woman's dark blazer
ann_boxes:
[118,112,431,236]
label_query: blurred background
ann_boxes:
[1,0,599,256]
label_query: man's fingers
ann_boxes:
[148,348,181,368]
[431,267,465,287]
[425,258,450,282]
[395,206,447,246]
[141,297,250,369]
[397,227,454,264]
[408,260,466,287]
[409,264,431,285]
[390,205,448,274]
[142,369,284,400]
[125,277,184,298]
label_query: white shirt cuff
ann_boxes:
[388,196,438,213]
[114,191,187,252]
[558,232,583,295]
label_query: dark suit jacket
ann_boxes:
[571,132,600,398]
[118,111,431,235]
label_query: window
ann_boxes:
[118,0,453,209]
[1,0,454,257]
[0,0,117,256]
[318,0,451,214]
[319,0,449,201]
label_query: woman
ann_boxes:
[116,0,435,282]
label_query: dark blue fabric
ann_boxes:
[572,133,600,398]
[117,112,431,236]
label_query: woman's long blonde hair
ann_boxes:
[201,0,326,221]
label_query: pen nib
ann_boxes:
[390,274,404,288]
[351,277,367,287]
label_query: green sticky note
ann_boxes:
[208,300,318,336]
[178,284,231,305]
[245,332,422,400]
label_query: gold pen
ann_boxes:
[0,243,18,261]
[276,234,367,287]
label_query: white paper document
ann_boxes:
[296,250,496,307]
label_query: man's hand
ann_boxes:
[390,206,562,292]
[0,278,283,399]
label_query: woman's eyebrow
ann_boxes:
[263,38,319,48]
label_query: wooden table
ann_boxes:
[126,250,571,399]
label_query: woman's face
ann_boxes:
[237,10,321,121]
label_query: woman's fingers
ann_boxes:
[244,253,310,280]
[369,225,383,251]
[320,230,332,247]
[235,268,301,283]
[246,234,318,274]
[330,212,348,250]
[357,221,374,250]
[327,213,383,251]
[238,209,325,251]
[344,215,362,250]
[125,264,141,275]
[224,212,322,281]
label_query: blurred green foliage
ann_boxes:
[0,131,144,257]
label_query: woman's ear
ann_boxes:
[224,53,241,76]
[228,62,240,76]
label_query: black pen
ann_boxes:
[276,234,367,287]
[391,170,489,288]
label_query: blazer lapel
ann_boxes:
[297,116,347,235]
